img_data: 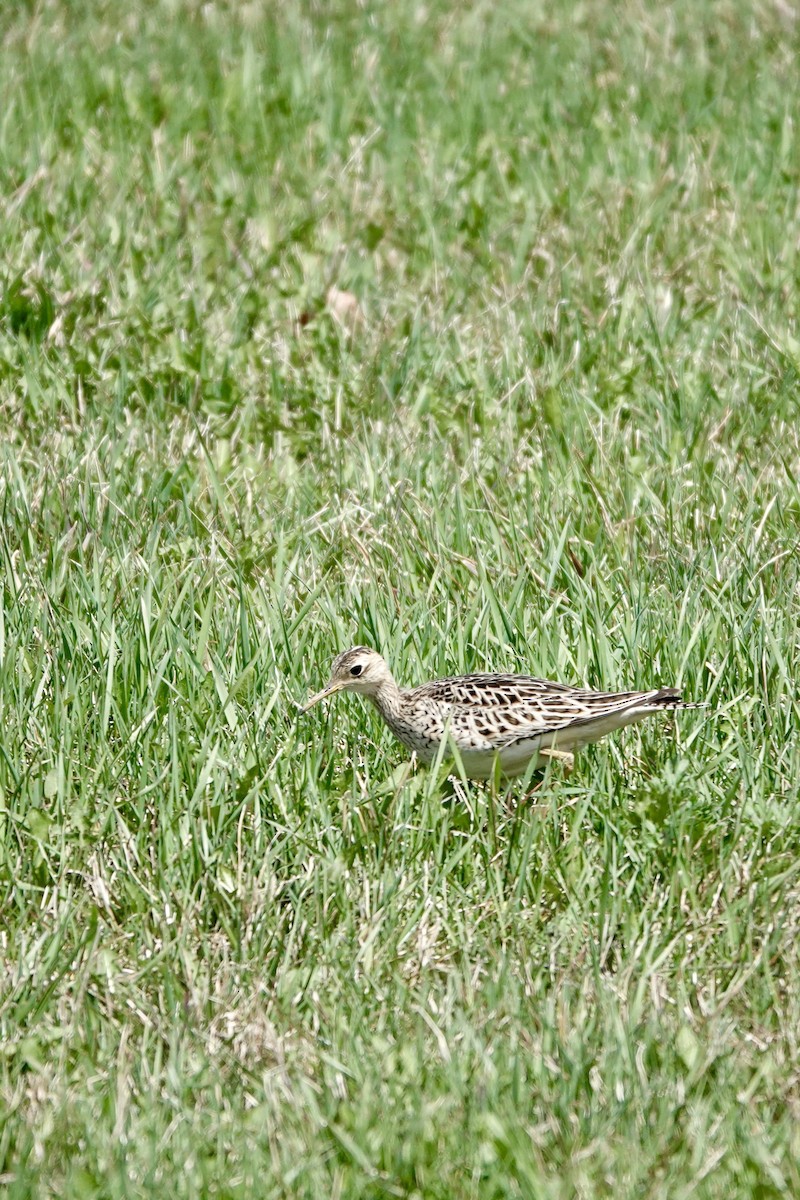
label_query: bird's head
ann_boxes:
[301,646,394,710]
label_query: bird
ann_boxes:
[301,646,695,779]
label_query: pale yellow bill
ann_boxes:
[301,680,344,711]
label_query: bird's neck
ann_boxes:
[368,676,405,722]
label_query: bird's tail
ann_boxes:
[650,688,706,710]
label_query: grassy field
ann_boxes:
[2,0,800,1195]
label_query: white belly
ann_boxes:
[413,735,549,779]
[461,737,548,779]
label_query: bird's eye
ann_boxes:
[350,664,363,677]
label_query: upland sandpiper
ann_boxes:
[302,646,693,778]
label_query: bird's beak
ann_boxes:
[301,680,344,711]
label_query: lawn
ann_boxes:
[1,0,800,1196]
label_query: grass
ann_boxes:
[1,0,800,1195]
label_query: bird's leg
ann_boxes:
[539,747,575,774]
[518,776,545,807]
[515,756,546,807]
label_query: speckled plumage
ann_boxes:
[302,646,692,779]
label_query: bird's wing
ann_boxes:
[413,674,681,741]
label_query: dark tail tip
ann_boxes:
[651,687,707,710]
